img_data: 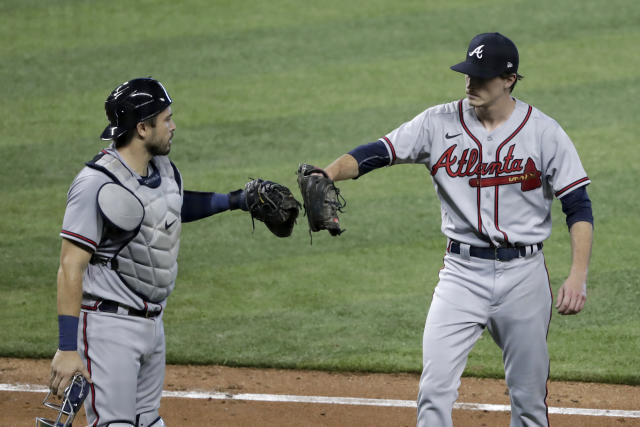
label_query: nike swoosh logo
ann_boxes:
[165,219,177,230]
[445,132,462,139]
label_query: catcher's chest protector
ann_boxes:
[87,151,182,303]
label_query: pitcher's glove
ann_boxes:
[296,163,346,237]
[245,179,301,238]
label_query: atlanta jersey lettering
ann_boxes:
[380,98,590,247]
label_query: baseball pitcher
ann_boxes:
[303,33,593,427]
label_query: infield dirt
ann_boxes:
[1,358,638,426]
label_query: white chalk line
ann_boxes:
[2,383,639,419]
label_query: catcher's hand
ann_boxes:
[296,163,346,238]
[244,178,301,237]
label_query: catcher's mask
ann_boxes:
[100,77,172,141]
[36,373,89,427]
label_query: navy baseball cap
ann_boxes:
[450,32,519,79]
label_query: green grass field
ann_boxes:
[1,0,638,385]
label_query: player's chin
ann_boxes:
[149,144,171,156]
[466,94,482,105]
[161,139,172,155]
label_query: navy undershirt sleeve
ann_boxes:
[181,190,247,223]
[348,140,391,178]
[559,186,593,230]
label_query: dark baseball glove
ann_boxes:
[244,179,301,237]
[296,163,346,238]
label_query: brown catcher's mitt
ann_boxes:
[245,179,301,237]
[296,163,346,238]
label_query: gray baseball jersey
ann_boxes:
[380,98,590,247]
[376,97,590,426]
[60,148,183,311]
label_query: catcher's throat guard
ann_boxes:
[36,374,89,427]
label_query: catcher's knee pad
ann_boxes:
[136,410,165,427]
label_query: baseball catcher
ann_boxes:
[50,78,306,427]
[245,178,301,237]
[296,163,346,238]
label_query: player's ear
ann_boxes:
[503,73,516,90]
[136,121,149,139]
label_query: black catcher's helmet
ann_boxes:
[100,77,172,140]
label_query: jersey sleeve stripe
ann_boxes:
[381,136,397,164]
[555,177,590,197]
[60,230,97,250]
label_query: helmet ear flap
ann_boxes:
[36,374,89,427]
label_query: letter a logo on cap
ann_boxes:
[469,45,485,59]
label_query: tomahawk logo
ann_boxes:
[469,45,485,59]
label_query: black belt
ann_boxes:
[449,241,543,261]
[97,299,162,318]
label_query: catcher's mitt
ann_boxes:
[244,179,301,238]
[296,163,346,238]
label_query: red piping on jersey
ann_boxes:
[61,230,97,248]
[83,312,100,427]
[81,301,100,311]
[493,105,533,243]
[458,100,484,234]
[543,256,553,426]
[382,136,397,165]
[555,177,589,197]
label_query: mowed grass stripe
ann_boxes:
[0,0,638,383]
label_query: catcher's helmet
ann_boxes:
[36,373,89,427]
[100,77,172,141]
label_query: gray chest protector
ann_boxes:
[87,151,183,303]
